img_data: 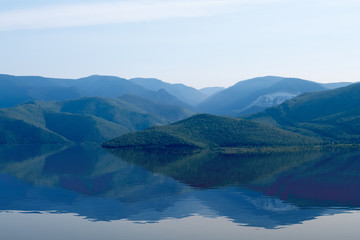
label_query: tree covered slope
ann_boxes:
[0,96,194,143]
[103,114,320,149]
[246,83,360,143]
[104,83,360,149]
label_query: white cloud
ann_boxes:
[0,0,280,31]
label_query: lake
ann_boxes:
[1,144,360,239]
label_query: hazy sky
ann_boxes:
[0,0,359,88]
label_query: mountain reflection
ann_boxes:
[113,148,360,207]
[0,144,360,228]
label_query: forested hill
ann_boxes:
[0,96,194,144]
[104,83,360,150]
[103,114,320,150]
[246,83,360,143]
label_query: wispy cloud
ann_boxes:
[0,0,279,31]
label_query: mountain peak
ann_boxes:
[197,76,326,116]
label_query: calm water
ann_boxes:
[1,144,360,239]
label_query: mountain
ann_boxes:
[247,83,360,143]
[0,96,194,144]
[103,114,320,150]
[0,74,82,108]
[197,76,326,116]
[69,75,152,98]
[104,82,360,150]
[0,74,189,108]
[199,87,225,97]
[130,78,207,106]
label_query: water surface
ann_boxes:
[1,144,360,239]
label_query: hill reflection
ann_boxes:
[0,144,359,228]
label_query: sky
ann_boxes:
[0,0,359,88]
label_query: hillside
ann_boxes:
[130,78,207,106]
[0,96,194,143]
[103,114,320,150]
[247,83,360,143]
[0,116,69,144]
[0,101,126,143]
[197,76,326,116]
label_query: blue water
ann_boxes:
[1,144,360,239]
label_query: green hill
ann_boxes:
[247,83,360,143]
[103,114,320,150]
[0,116,68,144]
[0,96,194,144]
[0,101,126,143]
[103,83,360,150]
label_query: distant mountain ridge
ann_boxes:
[199,87,225,97]
[129,77,207,106]
[0,74,190,108]
[1,74,354,112]
[0,74,82,108]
